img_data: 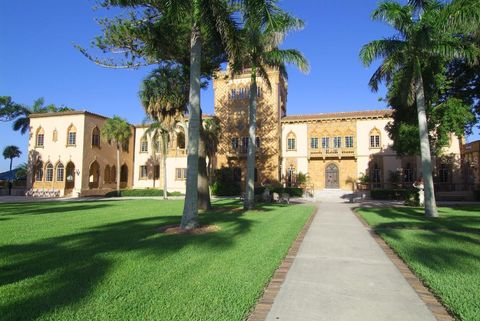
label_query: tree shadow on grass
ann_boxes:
[358,206,480,232]
[0,202,270,321]
[0,202,113,216]
[379,228,480,274]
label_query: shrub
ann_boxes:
[105,189,183,197]
[211,167,242,196]
[210,181,241,196]
[474,190,480,201]
[271,187,304,197]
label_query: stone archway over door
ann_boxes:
[325,163,339,189]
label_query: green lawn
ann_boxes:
[357,206,480,321]
[0,199,314,321]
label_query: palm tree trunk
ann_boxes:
[198,125,212,211]
[8,158,13,196]
[415,70,438,218]
[162,132,168,200]
[153,157,156,189]
[116,145,121,197]
[181,12,201,230]
[245,68,257,210]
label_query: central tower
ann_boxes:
[213,68,287,186]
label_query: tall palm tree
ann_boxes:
[83,1,240,229]
[101,116,132,196]
[3,145,21,195]
[180,0,239,228]
[237,0,309,210]
[360,0,478,217]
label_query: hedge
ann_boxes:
[105,189,183,197]
[370,188,418,202]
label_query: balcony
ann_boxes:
[309,148,356,159]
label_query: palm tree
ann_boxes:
[360,0,478,217]
[3,145,21,195]
[7,98,72,134]
[237,0,309,210]
[101,116,132,196]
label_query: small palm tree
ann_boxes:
[3,145,21,195]
[237,0,309,210]
[101,116,132,196]
[145,120,177,200]
[203,116,221,180]
[360,0,478,217]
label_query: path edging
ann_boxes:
[245,205,318,321]
[353,208,456,321]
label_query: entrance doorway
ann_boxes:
[65,162,75,195]
[325,163,339,189]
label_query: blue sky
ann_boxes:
[1,0,478,172]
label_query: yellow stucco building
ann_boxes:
[26,69,466,197]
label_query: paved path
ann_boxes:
[265,202,437,321]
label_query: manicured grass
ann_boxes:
[0,199,314,321]
[357,206,480,321]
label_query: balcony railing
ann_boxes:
[309,148,356,158]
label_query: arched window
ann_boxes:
[111,165,117,183]
[34,161,43,182]
[45,163,54,182]
[287,132,296,151]
[67,124,77,146]
[120,164,128,183]
[140,137,148,153]
[36,127,45,147]
[56,163,65,181]
[104,165,111,183]
[369,128,381,148]
[92,127,101,148]
[177,131,185,149]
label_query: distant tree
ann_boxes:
[0,97,73,134]
[3,145,21,195]
[360,0,479,218]
[236,0,309,210]
[101,116,132,196]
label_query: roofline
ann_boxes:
[29,110,110,120]
[133,114,214,128]
[281,109,393,123]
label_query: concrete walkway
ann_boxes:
[265,202,437,321]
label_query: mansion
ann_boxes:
[26,69,467,198]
